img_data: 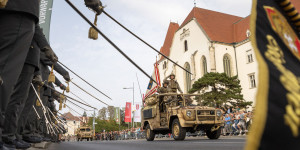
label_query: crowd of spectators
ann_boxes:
[221,106,253,136]
[95,128,145,141]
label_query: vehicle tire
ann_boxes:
[146,124,155,141]
[77,138,80,142]
[87,138,89,141]
[80,138,83,141]
[90,138,93,141]
[206,128,221,139]
[172,119,186,141]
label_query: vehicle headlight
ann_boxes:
[186,110,192,117]
[216,110,221,117]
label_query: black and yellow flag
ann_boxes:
[246,0,300,149]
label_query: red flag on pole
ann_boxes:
[124,102,132,122]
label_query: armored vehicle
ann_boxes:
[77,126,93,141]
[141,93,223,141]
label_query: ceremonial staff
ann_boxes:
[71,81,109,106]
[58,60,112,100]
[31,83,56,135]
[70,91,91,106]
[65,0,157,84]
[102,10,193,75]
[43,84,97,109]
[68,100,87,111]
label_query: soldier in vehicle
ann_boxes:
[163,73,183,93]
[157,81,169,112]
[163,73,183,107]
[157,81,169,94]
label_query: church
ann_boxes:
[156,2,300,108]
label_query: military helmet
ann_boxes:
[163,80,169,85]
[170,73,175,78]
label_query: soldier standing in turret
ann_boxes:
[163,73,183,93]
[157,81,169,94]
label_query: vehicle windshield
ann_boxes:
[183,95,200,106]
[86,128,91,131]
[80,129,85,131]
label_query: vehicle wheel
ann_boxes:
[146,124,155,141]
[90,138,93,141]
[172,119,186,141]
[206,128,221,139]
[80,138,83,141]
[87,138,89,141]
[77,138,80,141]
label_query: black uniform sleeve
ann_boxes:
[40,52,52,66]
[54,63,69,77]
[54,76,63,87]
[40,52,69,77]
[33,25,49,49]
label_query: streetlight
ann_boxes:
[123,82,134,129]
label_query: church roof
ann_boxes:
[61,112,81,121]
[159,22,179,61]
[159,0,300,60]
[180,7,243,44]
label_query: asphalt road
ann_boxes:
[47,136,246,150]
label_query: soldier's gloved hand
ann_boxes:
[84,0,103,15]
[53,91,60,99]
[63,73,71,81]
[42,46,58,63]
[60,84,67,91]
[0,76,3,85]
[32,75,44,86]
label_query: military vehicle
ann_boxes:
[141,93,223,141]
[77,126,94,141]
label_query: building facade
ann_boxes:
[62,112,88,136]
[157,7,258,107]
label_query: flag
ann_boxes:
[114,107,120,124]
[246,0,300,150]
[124,102,132,123]
[134,103,142,122]
[39,0,54,41]
[143,59,161,101]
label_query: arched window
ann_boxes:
[201,56,207,76]
[184,40,188,52]
[223,55,232,77]
[185,62,192,92]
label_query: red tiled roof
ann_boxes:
[159,1,300,60]
[180,7,243,43]
[61,112,82,121]
[233,16,250,43]
[159,22,179,61]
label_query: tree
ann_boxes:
[189,72,252,109]
[107,106,115,120]
[98,107,107,120]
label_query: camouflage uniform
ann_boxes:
[163,73,183,93]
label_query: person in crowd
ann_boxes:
[237,110,247,135]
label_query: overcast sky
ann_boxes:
[50,0,252,116]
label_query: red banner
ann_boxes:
[124,102,132,122]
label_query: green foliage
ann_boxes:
[87,117,128,133]
[189,72,252,108]
[90,106,140,133]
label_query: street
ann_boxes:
[47,136,246,150]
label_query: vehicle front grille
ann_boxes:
[197,110,215,115]
[198,116,215,121]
